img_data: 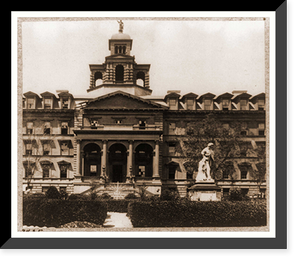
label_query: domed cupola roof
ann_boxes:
[111,32,131,40]
[111,20,131,39]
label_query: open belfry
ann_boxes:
[22,21,266,199]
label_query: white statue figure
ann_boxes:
[196,143,215,182]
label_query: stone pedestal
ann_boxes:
[188,180,221,201]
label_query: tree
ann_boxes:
[176,113,260,180]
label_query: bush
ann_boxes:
[45,186,61,199]
[23,198,107,227]
[99,193,113,200]
[101,199,137,212]
[128,201,266,227]
[229,189,249,201]
[160,189,180,201]
[124,193,139,200]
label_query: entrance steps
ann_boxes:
[80,182,138,199]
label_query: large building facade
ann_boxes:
[22,24,266,198]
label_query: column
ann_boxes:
[81,151,85,176]
[76,139,81,175]
[101,140,107,180]
[126,140,133,183]
[153,140,160,178]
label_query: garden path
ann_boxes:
[103,212,133,228]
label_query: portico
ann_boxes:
[74,130,162,186]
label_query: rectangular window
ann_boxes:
[138,166,146,177]
[240,99,247,110]
[168,122,176,135]
[258,123,265,136]
[43,168,50,178]
[60,142,69,155]
[169,98,177,110]
[61,122,68,135]
[60,187,67,192]
[25,143,32,155]
[204,99,212,110]
[24,165,33,178]
[168,166,176,180]
[44,122,51,134]
[258,98,265,110]
[27,98,35,109]
[241,188,249,196]
[222,99,230,110]
[43,143,51,155]
[139,120,146,129]
[240,166,248,179]
[26,122,33,134]
[60,165,68,179]
[186,171,193,180]
[223,188,230,197]
[186,98,194,110]
[62,98,69,109]
[168,143,176,156]
[44,97,52,109]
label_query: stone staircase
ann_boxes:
[80,182,138,199]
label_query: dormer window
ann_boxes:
[204,99,212,110]
[62,98,69,109]
[27,98,35,109]
[44,97,52,109]
[240,99,247,110]
[222,99,230,110]
[186,98,194,110]
[169,98,177,110]
[258,98,265,110]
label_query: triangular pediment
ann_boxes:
[84,91,167,110]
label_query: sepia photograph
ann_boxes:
[8,10,287,250]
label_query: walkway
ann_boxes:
[103,212,133,228]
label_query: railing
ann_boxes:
[80,124,161,131]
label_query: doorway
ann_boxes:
[109,143,127,182]
[112,165,123,182]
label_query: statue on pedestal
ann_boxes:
[195,143,214,182]
[117,20,124,33]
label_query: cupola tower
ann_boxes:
[88,20,151,96]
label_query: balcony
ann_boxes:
[81,124,161,131]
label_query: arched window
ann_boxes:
[119,46,122,54]
[94,71,103,86]
[115,65,124,82]
[136,71,145,87]
[123,46,126,54]
[115,46,118,54]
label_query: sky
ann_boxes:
[22,18,266,97]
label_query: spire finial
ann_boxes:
[117,20,124,33]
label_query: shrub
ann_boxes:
[45,186,61,199]
[128,201,266,227]
[124,193,139,200]
[160,189,180,201]
[23,198,107,227]
[101,199,137,212]
[99,193,113,200]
